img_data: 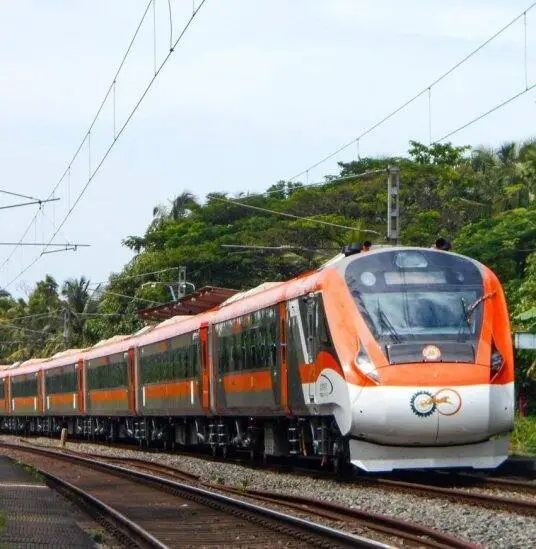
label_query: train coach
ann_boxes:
[0,246,515,472]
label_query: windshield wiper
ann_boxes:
[377,301,402,343]
[457,297,471,341]
[466,292,496,319]
[457,292,495,341]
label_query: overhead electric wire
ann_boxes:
[74,312,125,317]
[232,168,385,202]
[0,1,154,276]
[0,320,48,335]
[288,1,536,182]
[209,195,381,235]
[101,267,180,285]
[0,189,45,202]
[87,288,165,306]
[0,242,89,247]
[436,82,536,142]
[2,1,208,289]
[2,311,60,322]
[0,198,60,211]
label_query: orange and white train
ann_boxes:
[0,247,514,472]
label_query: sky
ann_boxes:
[0,0,535,297]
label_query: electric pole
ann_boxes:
[387,166,400,244]
[62,309,70,348]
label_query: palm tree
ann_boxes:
[148,203,170,231]
[61,277,90,314]
[496,142,518,168]
[470,147,498,173]
[169,191,196,220]
[61,277,91,347]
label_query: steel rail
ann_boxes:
[371,477,536,516]
[41,469,167,549]
[0,442,387,549]
[39,445,478,549]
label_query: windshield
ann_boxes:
[345,249,483,343]
[360,290,479,336]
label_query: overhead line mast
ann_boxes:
[1,0,208,290]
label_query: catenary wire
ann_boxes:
[208,195,382,235]
[233,168,386,202]
[0,0,154,275]
[288,1,536,181]
[436,82,536,142]
[2,1,207,289]
[0,189,44,202]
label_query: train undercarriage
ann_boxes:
[0,414,347,466]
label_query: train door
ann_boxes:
[304,296,318,403]
[278,302,290,415]
[6,376,10,415]
[286,297,312,412]
[200,324,210,414]
[3,378,8,414]
[76,359,85,414]
[127,348,136,415]
[37,371,44,414]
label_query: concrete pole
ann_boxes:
[387,166,400,245]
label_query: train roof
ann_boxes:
[0,246,490,375]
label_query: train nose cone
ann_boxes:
[352,381,514,446]
[436,383,513,443]
[352,387,440,445]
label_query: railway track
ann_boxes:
[367,476,536,516]
[1,440,480,549]
[13,436,536,515]
[381,469,536,495]
[0,441,397,549]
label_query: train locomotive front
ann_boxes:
[328,247,514,472]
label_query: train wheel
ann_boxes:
[332,439,350,477]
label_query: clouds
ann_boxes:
[0,0,534,294]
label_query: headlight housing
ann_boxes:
[355,342,380,383]
[490,343,504,379]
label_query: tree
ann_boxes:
[61,277,91,347]
[408,141,470,166]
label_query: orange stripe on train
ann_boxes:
[12,396,36,407]
[89,388,128,402]
[222,370,272,392]
[48,393,76,405]
[145,380,195,399]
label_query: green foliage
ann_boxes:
[408,140,470,166]
[20,463,45,482]
[1,139,535,400]
[509,416,536,456]
[92,530,104,544]
[454,207,536,282]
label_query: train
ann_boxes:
[0,246,515,472]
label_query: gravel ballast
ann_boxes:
[5,436,536,548]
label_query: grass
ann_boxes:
[92,530,104,544]
[0,510,6,532]
[20,463,45,482]
[509,415,536,456]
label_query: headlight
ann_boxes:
[490,346,504,378]
[355,342,379,383]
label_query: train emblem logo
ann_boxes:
[410,389,462,417]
